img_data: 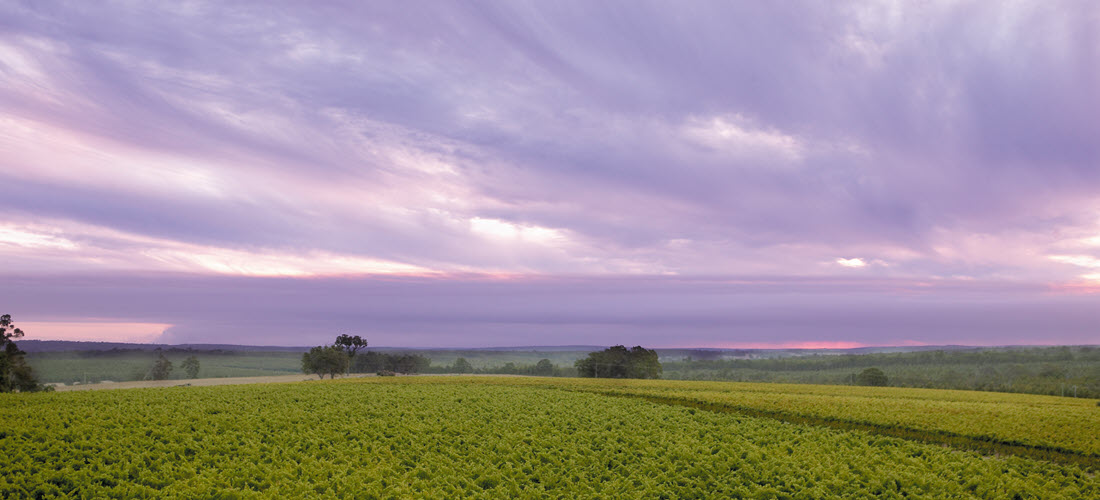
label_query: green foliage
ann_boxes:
[575,345,662,379]
[533,358,554,376]
[334,334,367,357]
[0,378,1096,498]
[350,351,430,374]
[451,357,473,374]
[301,345,349,379]
[0,314,45,392]
[856,367,888,386]
[428,357,569,376]
[415,349,589,371]
[180,356,200,379]
[0,314,24,343]
[148,353,173,380]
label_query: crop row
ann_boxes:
[2,378,1097,498]
[426,376,1100,458]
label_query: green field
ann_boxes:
[2,377,1097,498]
[510,378,1100,463]
[662,346,1100,398]
[26,351,305,384]
[28,345,1100,401]
[24,349,587,385]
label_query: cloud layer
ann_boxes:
[1,1,1098,345]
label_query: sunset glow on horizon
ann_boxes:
[2,2,1099,347]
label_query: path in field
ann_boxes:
[53,373,374,391]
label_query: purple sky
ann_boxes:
[1,1,1098,347]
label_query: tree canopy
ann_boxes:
[148,353,174,380]
[181,356,201,379]
[302,345,349,379]
[1,314,46,392]
[857,367,888,386]
[451,357,473,374]
[350,351,430,374]
[533,358,555,376]
[334,334,368,357]
[575,345,662,379]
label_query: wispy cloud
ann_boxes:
[1,1,1098,345]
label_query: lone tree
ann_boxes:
[856,367,888,387]
[181,356,201,379]
[576,345,661,379]
[334,334,368,359]
[0,314,45,392]
[148,353,174,380]
[302,345,349,379]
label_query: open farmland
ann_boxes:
[2,377,1097,498]
[25,350,305,385]
[509,378,1100,463]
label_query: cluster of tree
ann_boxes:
[451,357,473,373]
[301,345,349,379]
[300,335,368,379]
[302,335,431,379]
[429,357,566,376]
[145,352,201,380]
[350,351,430,374]
[575,345,662,379]
[487,358,557,376]
[0,314,48,392]
[855,367,888,386]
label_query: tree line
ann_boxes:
[662,346,1100,397]
[672,346,1098,372]
[426,346,662,379]
[428,357,567,376]
[302,338,665,380]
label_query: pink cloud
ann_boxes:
[19,321,172,343]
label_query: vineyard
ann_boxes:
[501,378,1100,461]
[2,377,1097,498]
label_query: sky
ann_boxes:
[1,1,1099,348]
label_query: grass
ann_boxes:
[27,351,303,384]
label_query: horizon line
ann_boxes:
[19,339,1099,351]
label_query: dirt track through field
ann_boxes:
[54,373,373,392]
